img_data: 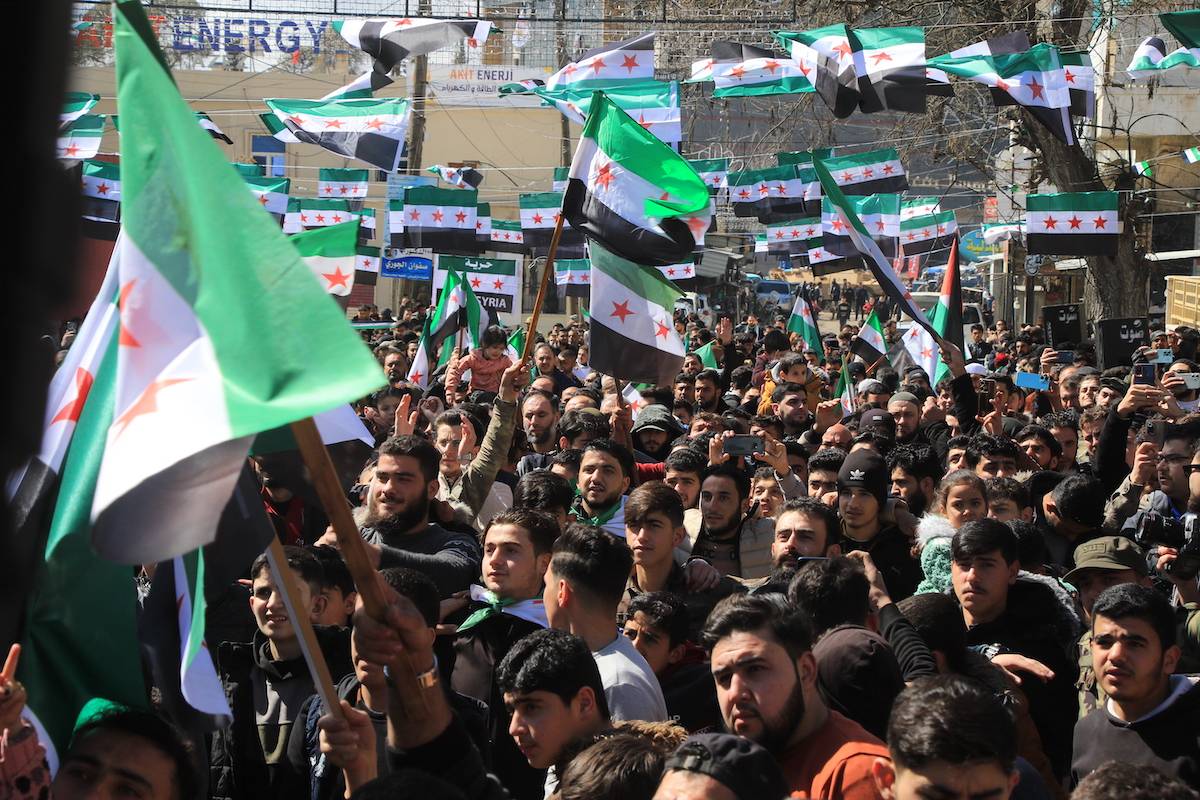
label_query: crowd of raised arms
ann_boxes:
[7,294,1200,800]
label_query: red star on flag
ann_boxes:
[553,212,562,223]
[610,300,634,323]
[590,58,606,75]
[655,320,670,338]
[466,37,478,48]
[332,214,342,223]
[685,216,708,237]
[339,186,350,195]
[875,220,886,232]
[775,184,787,195]
[791,229,800,237]
[503,232,512,240]
[315,214,325,223]
[322,267,351,290]
[936,224,946,234]
[862,167,874,178]
[765,59,780,73]
[1026,76,1044,100]
[361,258,372,268]
[1068,216,1082,229]
[50,367,95,426]
[667,267,677,276]
[798,62,812,77]
[258,195,268,206]
[622,54,639,73]
[323,186,333,195]
[1064,69,1076,84]
[300,214,309,223]
[831,218,846,233]
[775,231,785,240]
[532,213,544,224]
[812,249,824,258]
[287,115,304,126]
[364,119,384,130]
[920,347,934,359]
[493,278,505,290]
[870,51,893,65]
[832,40,853,59]
[409,209,421,221]
[476,220,484,230]
[730,65,746,79]
[909,328,921,339]
[882,164,895,174]
[432,210,444,222]
[921,228,931,238]
[841,171,855,183]
[64,144,80,156]
[410,370,423,384]
[1043,216,1058,229]
[455,210,468,223]
[112,377,194,438]
[594,161,615,190]
[397,18,413,25]
[96,183,109,195]
[1093,216,1107,229]
[581,272,588,281]
[738,189,752,199]
[905,231,916,241]
[324,119,344,129]
[471,277,482,288]
[758,183,770,196]
[805,227,816,236]
[564,63,577,76]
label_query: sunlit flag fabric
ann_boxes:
[519,192,586,257]
[835,363,857,418]
[688,158,729,192]
[1025,191,1120,256]
[982,221,1025,244]
[58,114,106,161]
[289,220,361,296]
[86,0,384,566]
[729,164,818,222]
[901,196,940,219]
[658,262,696,281]
[545,32,655,89]
[195,112,232,144]
[489,218,528,254]
[552,167,569,192]
[777,149,835,166]
[562,91,711,266]
[1185,147,1200,164]
[850,309,888,363]
[80,160,122,236]
[408,270,483,388]
[774,24,859,117]
[689,40,814,97]
[332,18,493,74]
[355,245,380,287]
[787,294,825,357]
[295,198,360,229]
[318,167,369,198]
[265,97,412,172]
[321,69,395,101]
[898,210,958,255]
[400,187,478,253]
[587,241,685,386]
[1126,10,1200,78]
[901,240,962,385]
[822,148,908,195]
[62,91,100,125]
[1061,51,1095,118]
[475,203,492,250]
[428,164,484,189]
[244,175,290,217]
[849,27,933,113]
[533,80,682,145]
[766,218,820,256]
[823,195,899,257]
[556,258,592,297]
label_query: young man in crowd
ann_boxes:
[769,497,843,580]
[838,450,922,600]
[885,444,942,518]
[664,447,706,510]
[688,463,775,580]
[568,439,634,538]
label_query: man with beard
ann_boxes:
[770,498,843,577]
[534,342,581,395]
[632,405,686,462]
[885,445,942,518]
[702,594,890,798]
[567,439,634,538]
[686,464,774,581]
[378,342,409,388]
[514,389,562,475]
[357,435,483,597]
[772,383,814,439]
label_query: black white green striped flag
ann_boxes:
[428,164,484,189]
[822,148,908,195]
[332,18,493,74]
[62,92,100,125]
[774,24,859,117]
[318,168,369,198]
[1126,10,1200,78]
[552,167,569,192]
[80,160,121,235]
[519,192,587,257]
[688,158,730,192]
[899,211,958,255]
[534,80,682,145]
[556,258,592,297]
[545,32,655,89]
[265,97,411,172]
[244,175,290,216]
[729,164,818,222]
[400,187,478,253]
[766,218,821,256]
[689,40,815,97]
[489,218,528,254]
[849,27,935,113]
[289,220,361,296]
[58,114,106,161]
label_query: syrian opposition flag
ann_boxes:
[489,218,529,253]
[355,245,381,286]
[290,220,360,296]
[1185,147,1200,164]
[621,383,646,419]
[849,27,932,113]
[899,210,958,255]
[321,69,396,101]
[553,166,569,192]
[588,241,685,385]
[563,91,711,266]
[556,258,592,297]
[813,154,939,338]
[408,270,483,388]
[80,159,122,230]
[319,167,369,198]
[534,80,683,145]
[265,97,411,172]
[294,198,361,229]
[688,158,729,192]
[58,114,106,161]
[835,362,857,418]
[401,186,478,253]
[85,0,384,566]
[774,24,859,118]
[1134,160,1154,178]
[1026,191,1120,256]
[902,239,962,385]
[474,202,492,250]
[62,91,100,125]
[520,192,586,257]
[983,221,1025,244]
[659,262,696,282]
[729,165,816,222]
[824,195,899,257]
[1127,10,1200,78]
[332,18,493,73]
[822,148,908,195]
[545,32,655,89]
[505,327,526,363]
[1061,51,1095,118]
[901,196,940,219]
[195,112,232,144]
[429,164,484,189]
[767,217,821,256]
[851,309,888,363]
[244,175,290,220]
[787,294,825,357]
[690,40,815,97]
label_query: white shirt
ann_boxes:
[592,634,668,722]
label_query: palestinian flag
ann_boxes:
[813,154,938,337]
[534,80,682,145]
[1185,147,1200,164]
[849,27,932,113]
[982,221,1025,244]
[899,210,958,255]
[62,91,100,125]
[244,175,290,217]
[475,202,492,250]
[689,40,815,97]
[80,160,122,233]
[901,196,940,219]
[563,91,711,266]
[901,239,961,385]
[400,186,478,253]
[506,327,526,363]
[767,217,821,256]
[729,164,815,222]
[822,148,908,195]
[1061,51,1095,118]
[83,0,384,566]
[1127,10,1200,77]
[851,309,888,363]
[408,270,483,388]
[429,164,484,189]
[556,258,592,297]
[290,220,361,296]
[195,112,232,144]
[1026,191,1120,256]
[520,192,586,257]
[332,18,493,73]
[488,218,529,254]
[659,262,696,282]
[787,294,825,357]
[688,158,729,192]
[586,243,684,385]
[320,69,396,101]
[545,32,655,89]
[265,97,411,172]
[552,166,569,192]
[318,167,369,198]
[774,24,859,118]
[835,362,857,418]
[58,114,106,161]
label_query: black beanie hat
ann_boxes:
[838,449,888,508]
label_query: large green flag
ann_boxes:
[407,270,483,388]
[786,294,824,357]
[86,0,384,566]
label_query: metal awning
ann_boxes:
[697,248,741,278]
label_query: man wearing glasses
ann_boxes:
[1122,425,1197,536]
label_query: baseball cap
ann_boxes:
[664,734,789,800]
[1064,536,1148,585]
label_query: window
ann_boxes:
[251,135,285,177]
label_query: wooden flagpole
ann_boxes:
[289,416,429,719]
[521,214,566,364]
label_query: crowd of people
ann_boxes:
[4,298,1200,800]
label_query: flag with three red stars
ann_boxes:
[545,32,656,89]
[1026,191,1120,256]
[400,186,478,254]
[530,80,682,145]
[556,258,592,297]
[519,192,587,258]
[587,241,685,386]
[318,168,369,199]
[264,97,412,172]
[290,220,361,296]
